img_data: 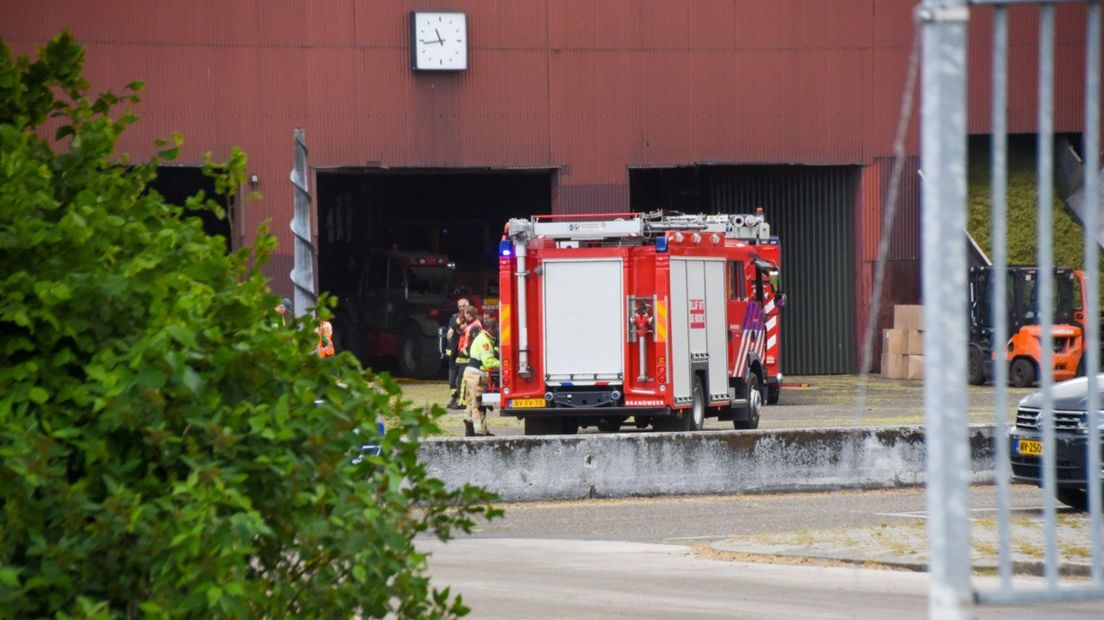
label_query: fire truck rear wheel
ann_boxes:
[654,377,705,432]
[733,374,762,430]
[687,377,705,431]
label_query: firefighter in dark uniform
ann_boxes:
[444,298,470,409]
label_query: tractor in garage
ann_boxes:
[337,250,457,378]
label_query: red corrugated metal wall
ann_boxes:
[855,157,923,371]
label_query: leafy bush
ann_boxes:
[0,33,499,619]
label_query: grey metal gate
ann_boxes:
[920,0,1102,616]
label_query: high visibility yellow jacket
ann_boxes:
[466,330,500,373]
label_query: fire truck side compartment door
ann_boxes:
[541,258,625,384]
[686,260,708,358]
[704,259,729,401]
[669,258,693,405]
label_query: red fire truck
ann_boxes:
[495,211,784,435]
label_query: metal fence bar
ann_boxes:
[965,0,1104,607]
[1035,4,1059,588]
[919,1,972,617]
[1085,0,1103,588]
[989,4,1013,590]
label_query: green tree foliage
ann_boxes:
[0,33,499,618]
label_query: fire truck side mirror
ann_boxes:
[768,268,781,292]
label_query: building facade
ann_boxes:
[5,1,1093,373]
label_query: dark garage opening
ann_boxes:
[317,169,553,373]
[631,165,860,375]
[148,166,234,247]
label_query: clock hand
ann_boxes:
[434,28,445,44]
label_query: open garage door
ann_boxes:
[317,169,553,374]
[149,166,234,249]
[631,165,860,375]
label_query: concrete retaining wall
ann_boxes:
[417,425,996,503]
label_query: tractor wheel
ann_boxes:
[733,373,762,430]
[1009,358,1036,388]
[967,345,987,386]
[398,326,442,379]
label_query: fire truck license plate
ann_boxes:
[511,398,546,408]
[1017,439,1043,457]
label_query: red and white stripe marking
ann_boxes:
[764,295,778,361]
[732,295,775,380]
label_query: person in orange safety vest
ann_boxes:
[315,316,335,358]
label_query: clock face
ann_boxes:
[411,12,467,71]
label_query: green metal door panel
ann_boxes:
[706,166,859,375]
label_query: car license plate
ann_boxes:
[1017,439,1043,457]
[511,398,546,408]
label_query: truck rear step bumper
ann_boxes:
[501,406,671,419]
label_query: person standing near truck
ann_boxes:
[462,318,499,436]
[444,298,470,409]
[456,305,482,426]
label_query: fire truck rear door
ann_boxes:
[541,258,625,384]
[703,260,729,401]
[669,259,691,404]
[670,258,728,405]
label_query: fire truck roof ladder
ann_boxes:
[505,210,771,243]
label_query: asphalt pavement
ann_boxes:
[422,484,1104,618]
[398,374,1037,436]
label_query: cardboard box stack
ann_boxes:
[881,305,924,380]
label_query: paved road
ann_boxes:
[459,486,1002,543]
[422,485,1104,619]
[423,537,935,619]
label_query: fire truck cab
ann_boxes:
[496,211,784,435]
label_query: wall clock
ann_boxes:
[411,12,468,71]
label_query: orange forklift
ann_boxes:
[967,266,1088,387]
